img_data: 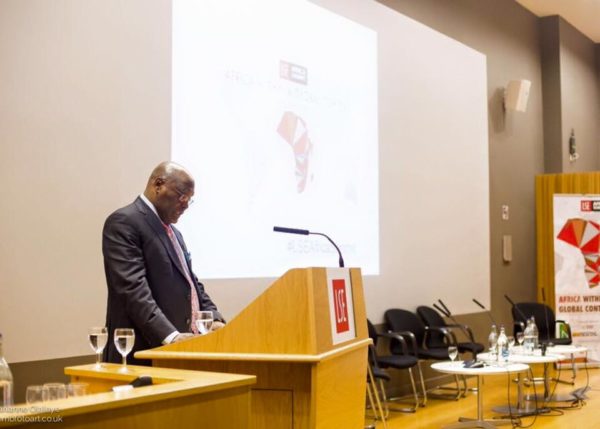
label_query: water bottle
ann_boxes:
[523,318,534,355]
[497,326,509,362]
[530,317,539,350]
[0,333,14,406]
[488,325,498,360]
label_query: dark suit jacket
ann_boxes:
[102,197,223,365]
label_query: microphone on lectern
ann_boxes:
[273,226,345,268]
[273,226,309,235]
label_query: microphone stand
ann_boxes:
[472,298,497,326]
[433,303,449,318]
[436,300,471,341]
[541,288,553,347]
[504,294,530,323]
[310,232,344,268]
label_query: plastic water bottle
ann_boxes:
[0,333,14,406]
[530,317,539,350]
[488,325,498,360]
[523,318,534,355]
[497,326,509,362]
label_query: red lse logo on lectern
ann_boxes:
[332,279,350,333]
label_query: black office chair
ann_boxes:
[365,341,389,427]
[417,305,484,395]
[367,319,423,412]
[416,306,484,358]
[511,302,572,346]
[384,309,463,401]
[511,301,576,385]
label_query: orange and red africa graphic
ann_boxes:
[557,218,600,288]
[277,111,313,193]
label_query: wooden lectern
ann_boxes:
[136,267,370,429]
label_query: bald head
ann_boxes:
[144,161,195,224]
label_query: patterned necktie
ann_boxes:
[164,224,199,334]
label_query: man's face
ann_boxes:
[153,173,194,224]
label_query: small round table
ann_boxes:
[546,344,589,401]
[431,361,528,428]
[477,351,563,416]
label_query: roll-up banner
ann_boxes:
[554,194,600,364]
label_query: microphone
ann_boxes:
[129,376,153,388]
[472,298,497,326]
[273,226,345,268]
[541,288,553,346]
[436,300,470,339]
[273,226,309,235]
[504,294,529,323]
[433,303,450,317]
[438,299,451,317]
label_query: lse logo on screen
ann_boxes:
[332,279,350,333]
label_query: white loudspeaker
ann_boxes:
[504,79,531,112]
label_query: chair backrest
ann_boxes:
[512,302,556,338]
[416,305,447,348]
[366,319,379,367]
[384,309,426,354]
[367,319,378,346]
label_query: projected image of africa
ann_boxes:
[277,111,313,193]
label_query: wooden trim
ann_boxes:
[137,338,371,362]
[0,363,255,428]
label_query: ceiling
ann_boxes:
[515,0,600,43]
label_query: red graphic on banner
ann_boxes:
[276,111,313,193]
[332,279,350,333]
[557,218,600,288]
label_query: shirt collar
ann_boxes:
[140,194,164,224]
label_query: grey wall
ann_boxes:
[373,0,600,396]
[541,16,563,173]
[541,16,600,173]
[557,18,600,172]
[378,0,546,340]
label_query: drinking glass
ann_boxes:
[114,328,135,370]
[67,383,88,397]
[88,327,108,368]
[26,385,48,404]
[195,311,214,335]
[507,336,515,350]
[448,345,458,362]
[43,383,66,401]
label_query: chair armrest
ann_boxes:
[424,326,458,347]
[385,330,419,356]
[379,331,409,355]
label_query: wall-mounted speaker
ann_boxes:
[504,79,531,112]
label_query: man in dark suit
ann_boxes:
[102,161,224,365]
